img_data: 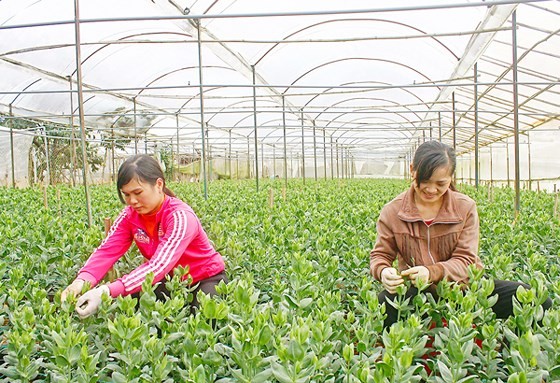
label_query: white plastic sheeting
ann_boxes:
[0,127,34,186]
[0,0,559,184]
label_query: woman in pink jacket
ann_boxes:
[61,154,226,318]
[370,140,551,329]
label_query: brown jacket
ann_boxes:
[370,185,483,284]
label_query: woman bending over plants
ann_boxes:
[370,140,552,329]
[61,154,227,318]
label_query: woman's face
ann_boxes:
[411,165,452,205]
[120,177,164,215]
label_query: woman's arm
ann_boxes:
[77,209,133,286]
[370,207,399,281]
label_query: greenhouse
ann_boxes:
[1,0,560,381]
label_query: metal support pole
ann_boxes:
[111,123,115,182]
[527,133,532,191]
[261,142,264,178]
[9,127,15,187]
[330,136,334,180]
[68,77,77,186]
[206,127,211,181]
[488,146,493,185]
[73,0,92,227]
[236,151,239,180]
[323,128,327,179]
[196,20,208,199]
[247,137,251,178]
[335,142,339,179]
[170,137,174,180]
[506,139,510,187]
[438,112,442,142]
[512,11,520,213]
[176,114,180,180]
[313,121,317,181]
[251,65,259,191]
[429,123,432,141]
[43,126,51,185]
[452,92,457,150]
[228,129,232,179]
[469,153,473,185]
[474,62,479,188]
[273,145,276,178]
[8,105,15,188]
[282,96,288,186]
[341,146,345,179]
[301,110,305,182]
[133,97,138,154]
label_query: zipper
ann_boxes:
[426,223,436,265]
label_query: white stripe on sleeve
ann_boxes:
[122,210,188,292]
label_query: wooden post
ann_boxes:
[56,187,61,214]
[554,184,558,219]
[282,187,286,201]
[104,218,112,235]
[104,218,117,281]
[43,184,48,209]
[269,188,274,208]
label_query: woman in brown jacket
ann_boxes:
[370,140,552,328]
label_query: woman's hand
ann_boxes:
[380,267,404,294]
[61,279,85,302]
[75,285,110,319]
[401,266,430,287]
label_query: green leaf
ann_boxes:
[272,362,294,383]
[287,340,304,362]
[252,369,273,383]
[112,371,129,383]
[437,360,453,383]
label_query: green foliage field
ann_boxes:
[0,179,559,382]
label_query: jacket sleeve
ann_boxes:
[108,209,198,297]
[77,209,133,286]
[370,206,399,281]
[426,200,482,284]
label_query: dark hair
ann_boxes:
[116,154,175,203]
[412,141,456,190]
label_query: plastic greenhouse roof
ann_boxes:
[0,0,559,163]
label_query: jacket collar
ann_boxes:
[127,195,171,225]
[397,185,463,224]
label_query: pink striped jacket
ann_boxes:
[77,196,225,298]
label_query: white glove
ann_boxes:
[75,285,110,319]
[401,266,430,287]
[380,267,404,294]
[61,279,85,302]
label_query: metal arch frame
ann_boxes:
[321,104,419,141]
[301,80,432,113]
[281,57,440,95]
[70,31,194,76]
[262,119,303,144]
[253,18,459,67]
[224,100,290,134]
[325,115,416,151]
[204,97,291,127]
[331,117,412,144]
[134,65,230,98]
[312,97,422,123]
[298,80,432,141]
[287,75,434,159]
